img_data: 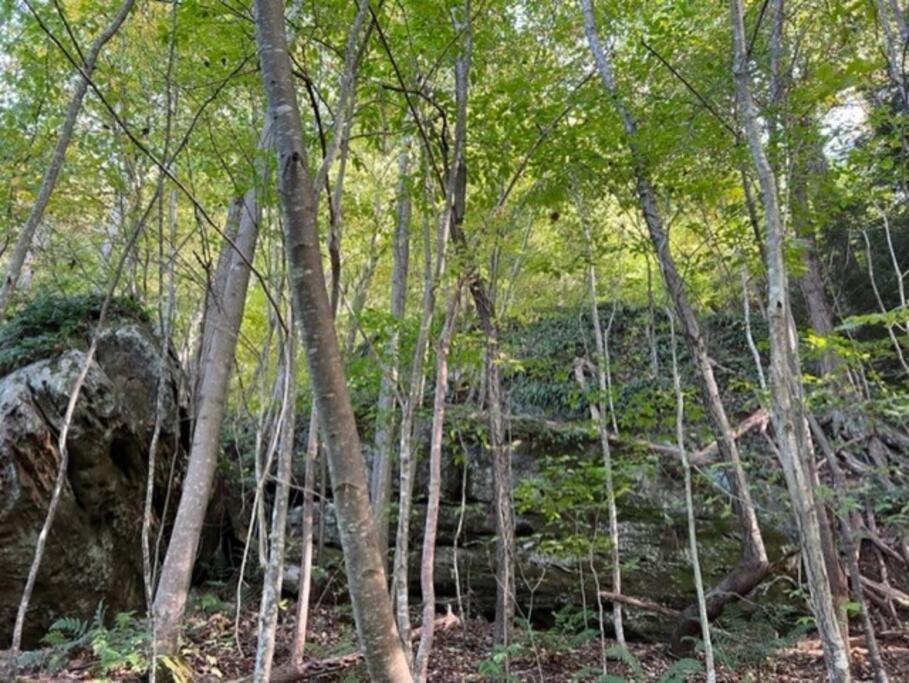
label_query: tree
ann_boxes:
[253,1,410,679]
[730,0,852,679]
[579,0,770,652]
[0,0,137,316]
[153,140,268,652]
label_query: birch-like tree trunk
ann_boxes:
[0,0,137,316]
[573,187,625,646]
[392,154,446,660]
[441,2,516,648]
[413,285,460,681]
[253,318,296,681]
[579,0,769,652]
[190,200,242,413]
[668,309,716,683]
[254,2,410,679]
[730,1,852,679]
[371,146,412,564]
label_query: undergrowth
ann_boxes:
[0,292,149,375]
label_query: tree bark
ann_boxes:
[253,2,410,680]
[730,0,852,679]
[0,0,137,316]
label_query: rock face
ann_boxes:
[0,324,186,647]
[291,424,787,640]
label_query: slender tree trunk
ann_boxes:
[290,409,319,668]
[190,200,243,414]
[392,153,446,661]
[0,0,137,315]
[153,124,268,651]
[574,187,625,646]
[730,1,852,679]
[413,285,460,682]
[442,1,515,648]
[254,321,297,681]
[371,145,412,564]
[254,3,409,680]
[668,309,716,683]
[579,0,769,652]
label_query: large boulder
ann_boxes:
[0,322,187,647]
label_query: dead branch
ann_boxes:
[598,591,681,619]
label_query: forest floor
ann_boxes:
[15,591,909,682]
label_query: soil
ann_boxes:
[13,593,909,682]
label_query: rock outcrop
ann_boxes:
[0,323,187,647]
[286,422,787,639]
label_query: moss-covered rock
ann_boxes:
[0,293,149,377]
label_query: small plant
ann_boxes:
[22,604,150,678]
[711,602,811,670]
[604,645,643,680]
[657,657,703,683]
[88,610,149,676]
[476,642,526,682]
[17,613,92,674]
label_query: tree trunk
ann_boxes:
[290,409,319,668]
[253,2,410,680]
[668,309,717,683]
[574,186,625,646]
[442,3,515,648]
[153,127,267,652]
[0,0,137,316]
[391,150,447,661]
[190,199,243,414]
[579,1,768,651]
[371,145,412,565]
[413,285,460,682]
[253,324,297,682]
[730,1,852,679]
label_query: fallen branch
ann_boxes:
[599,591,681,619]
[861,575,909,608]
[689,408,769,466]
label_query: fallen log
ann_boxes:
[598,591,681,619]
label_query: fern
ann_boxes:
[42,616,88,646]
[603,645,643,679]
[658,657,703,683]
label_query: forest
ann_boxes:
[0,0,908,681]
